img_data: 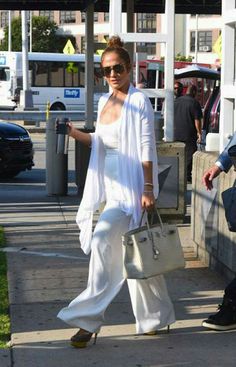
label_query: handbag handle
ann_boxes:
[139,207,165,259]
[139,207,165,233]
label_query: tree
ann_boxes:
[0,16,77,53]
[175,53,193,62]
[161,54,194,62]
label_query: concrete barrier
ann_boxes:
[191,151,236,280]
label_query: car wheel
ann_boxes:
[50,103,66,111]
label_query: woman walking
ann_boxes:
[57,36,175,348]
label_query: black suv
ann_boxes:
[0,121,34,178]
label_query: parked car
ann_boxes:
[203,85,220,134]
[0,121,34,178]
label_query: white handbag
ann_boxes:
[122,209,185,279]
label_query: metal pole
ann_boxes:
[164,0,175,142]
[8,11,12,52]
[85,3,94,130]
[194,15,198,63]
[20,10,33,109]
[135,52,139,86]
[126,0,134,83]
[29,11,32,53]
[22,11,29,91]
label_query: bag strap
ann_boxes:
[140,207,164,259]
[139,206,164,232]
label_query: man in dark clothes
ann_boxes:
[174,84,202,182]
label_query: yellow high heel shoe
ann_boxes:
[144,325,170,335]
[70,329,98,348]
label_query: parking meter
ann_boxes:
[56,117,69,154]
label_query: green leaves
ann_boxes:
[0,16,77,53]
[0,227,10,348]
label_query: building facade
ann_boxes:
[186,14,222,64]
[0,10,222,65]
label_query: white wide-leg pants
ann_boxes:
[57,149,175,334]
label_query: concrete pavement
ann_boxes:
[1,133,236,366]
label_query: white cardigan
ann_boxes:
[76,84,159,255]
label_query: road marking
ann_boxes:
[0,247,89,261]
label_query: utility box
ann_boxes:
[46,117,68,196]
[75,137,186,221]
[157,141,186,221]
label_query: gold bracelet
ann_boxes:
[144,182,153,187]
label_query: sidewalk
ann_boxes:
[1,163,236,366]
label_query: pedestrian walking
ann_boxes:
[57,36,175,348]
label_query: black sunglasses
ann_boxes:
[102,63,125,77]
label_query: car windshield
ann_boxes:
[0,67,10,81]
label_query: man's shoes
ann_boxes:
[202,296,236,331]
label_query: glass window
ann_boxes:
[81,36,85,53]
[60,11,76,24]
[65,62,79,87]
[39,11,54,21]
[94,12,98,22]
[81,12,86,23]
[136,13,156,55]
[190,30,212,52]
[50,62,64,87]
[81,12,99,22]
[136,42,156,55]
[0,67,10,81]
[137,13,156,33]
[94,63,106,92]
[32,61,49,87]
[78,63,85,88]
[0,11,9,28]
[104,12,109,22]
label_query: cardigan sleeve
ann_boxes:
[140,94,155,162]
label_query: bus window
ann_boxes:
[77,62,85,88]
[64,62,79,87]
[50,61,64,87]
[34,61,49,87]
[0,67,9,81]
[94,63,106,92]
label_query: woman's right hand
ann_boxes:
[66,122,77,139]
[65,122,92,146]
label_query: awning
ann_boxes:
[0,0,222,14]
[174,65,220,80]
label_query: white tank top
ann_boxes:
[96,118,121,149]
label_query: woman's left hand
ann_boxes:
[141,191,155,211]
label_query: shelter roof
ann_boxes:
[0,1,222,14]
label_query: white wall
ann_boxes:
[186,14,222,64]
